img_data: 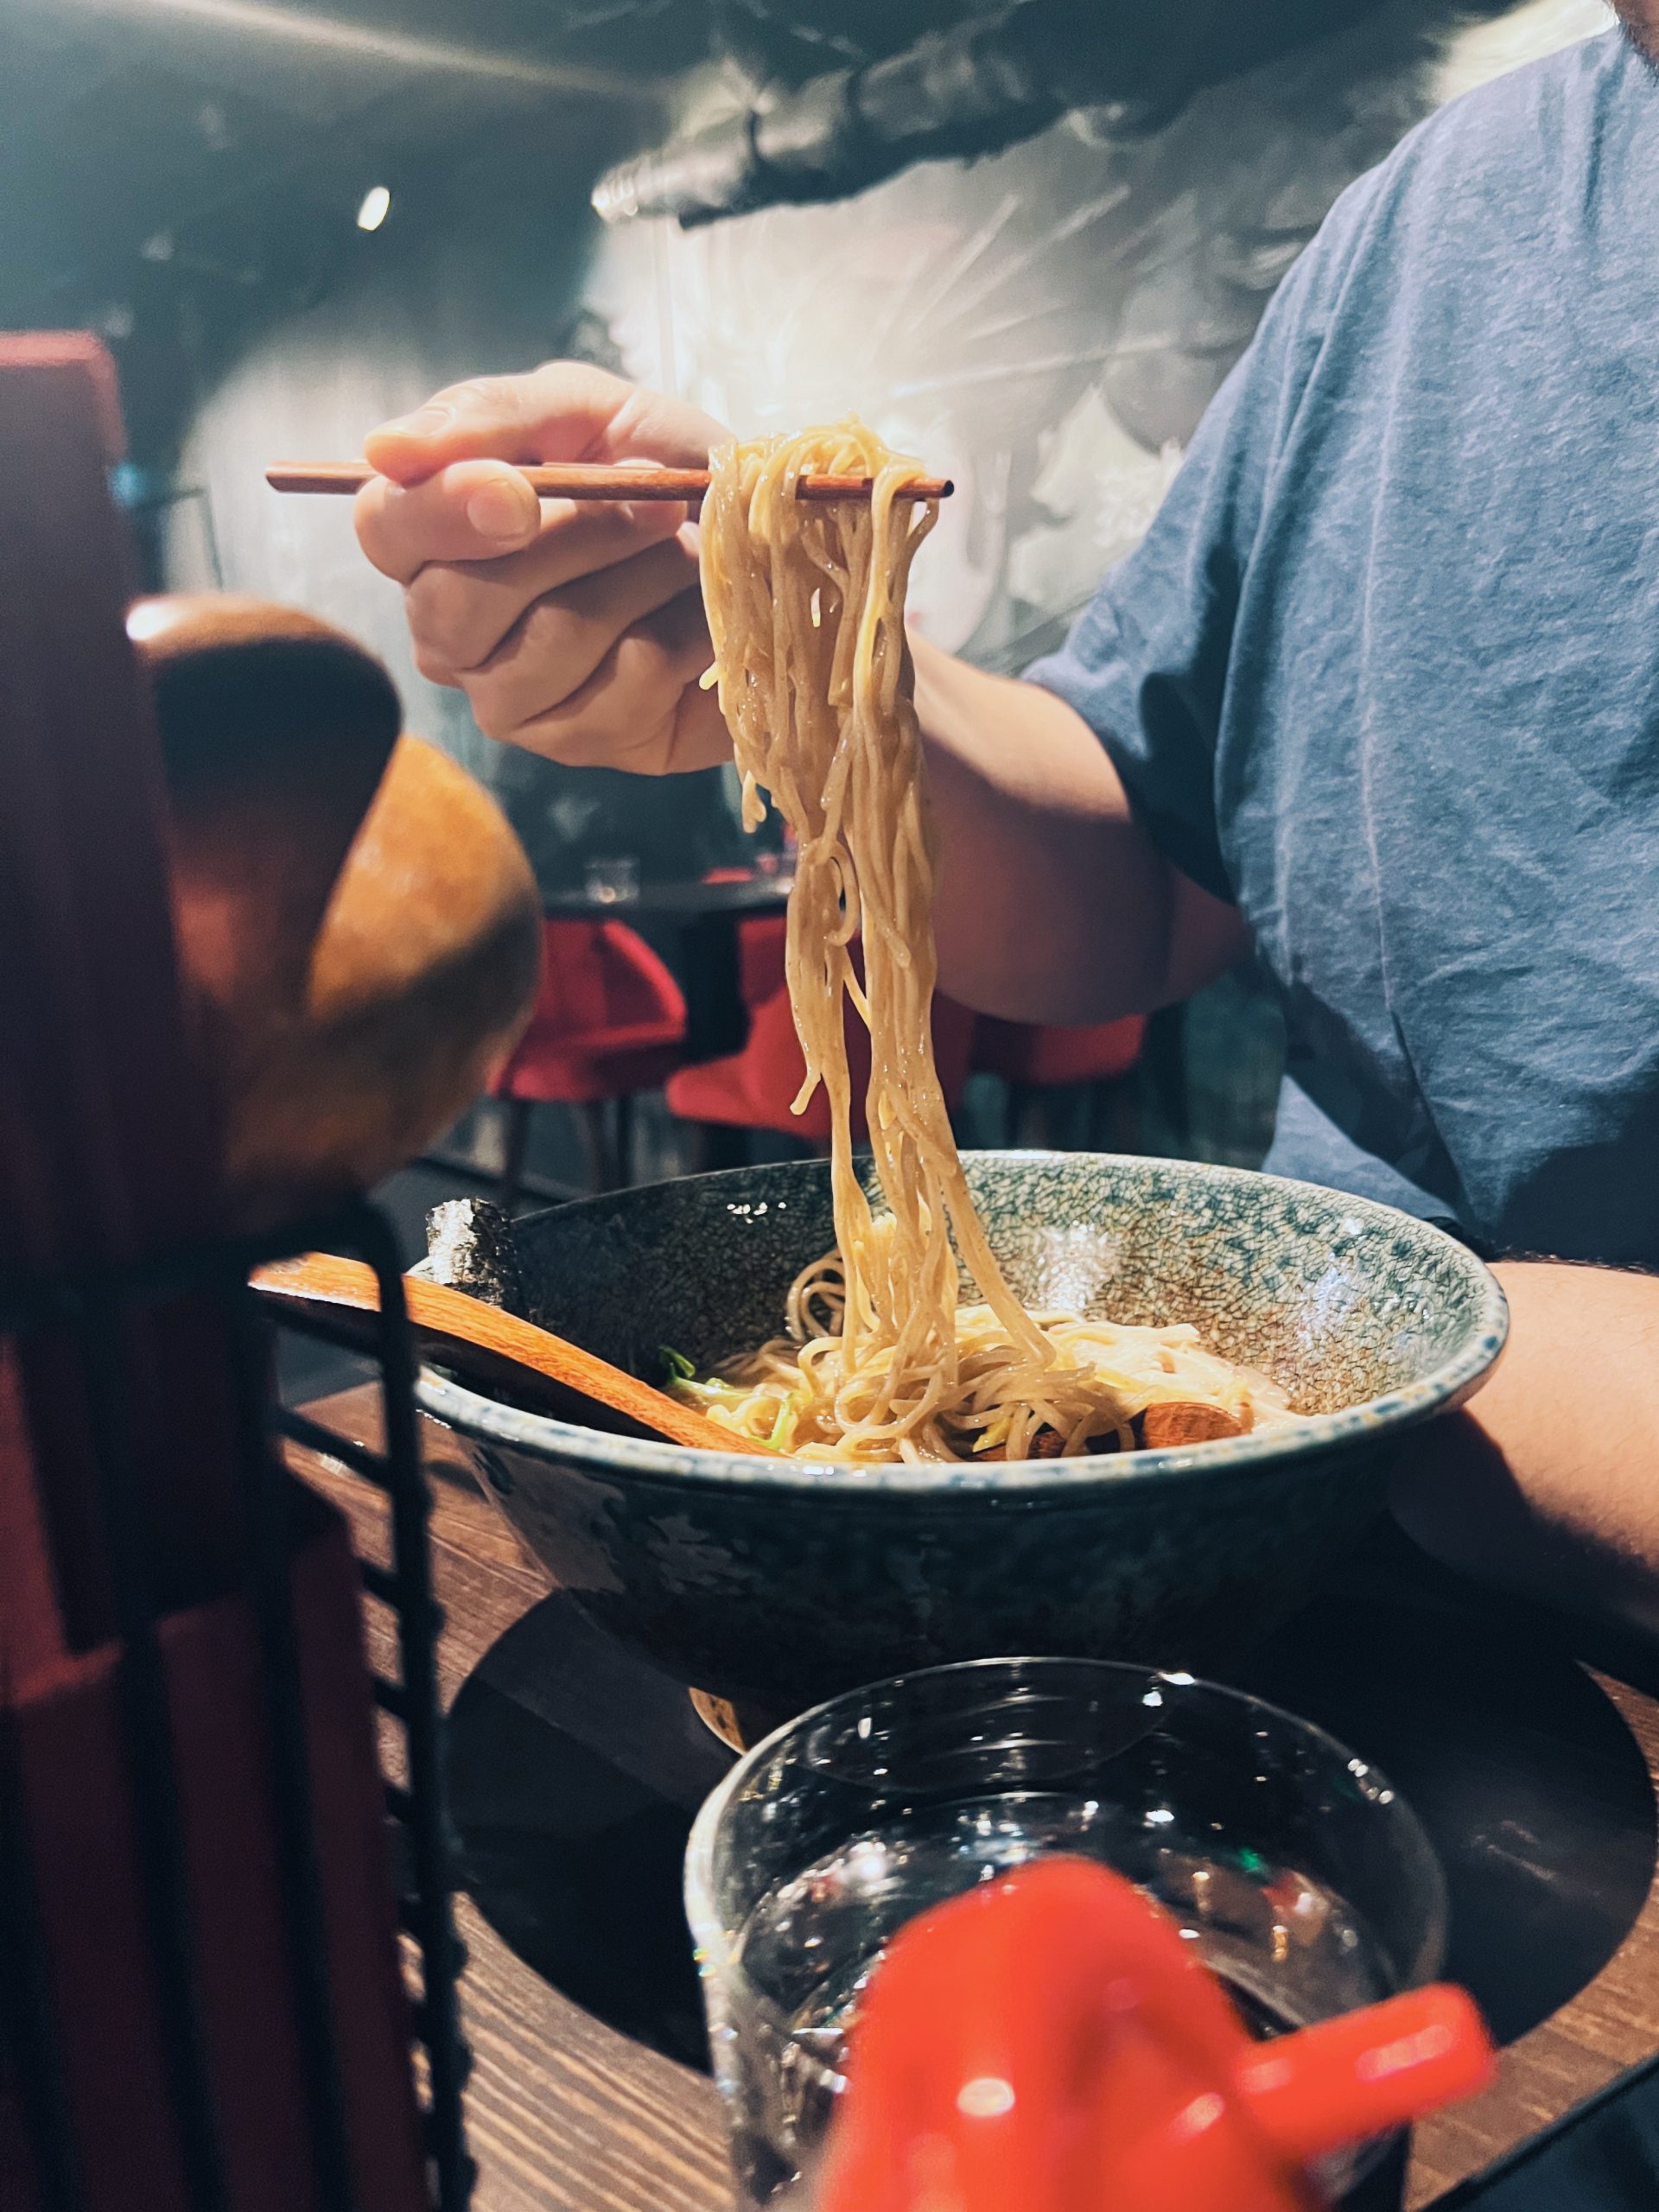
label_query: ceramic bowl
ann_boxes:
[418,1153,1506,1715]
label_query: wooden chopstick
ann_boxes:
[267,460,953,502]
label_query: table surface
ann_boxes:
[288,1389,1659,2212]
[542,874,794,922]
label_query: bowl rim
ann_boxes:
[682,1652,1450,1999]
[415,1151,1509,1497]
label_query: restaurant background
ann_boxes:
[2,0,1615,1178]
[10,34,1659,2204]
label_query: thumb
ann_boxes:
[364,361,723,486]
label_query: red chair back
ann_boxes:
[517,919,684,1051]
[493,919,686,1106]
[737,913,788,1011]
[666,939,975,1144]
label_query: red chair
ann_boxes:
[492,918,686,1198]
[971,1014,1147,1150]
[666,939,977,1156]
[737,912,790,1008]
[702,865,793,1019]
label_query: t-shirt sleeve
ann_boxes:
[1023,176,1373,902]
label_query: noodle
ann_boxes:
[689,419,1300,1465]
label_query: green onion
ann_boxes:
[766,1396,796,1449]
[681,1378,746,1407]
[660,1344,696,1382]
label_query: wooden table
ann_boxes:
[289,1389,1659,2211]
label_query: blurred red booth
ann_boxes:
[490,888,1149,1192]
[489,917,686,1196]
[666,907,1146,1157]
[666,918,978,1147]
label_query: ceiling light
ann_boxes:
[355,185,392,232]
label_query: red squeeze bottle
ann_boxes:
[813,1857,1495,2212]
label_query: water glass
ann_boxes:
[585,855,640,904]
[684,1656,1446,2209]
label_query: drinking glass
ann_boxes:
[684,1656,1446,2210]
[584,855,640,904]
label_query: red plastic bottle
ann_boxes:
[814,1857,1495,2212]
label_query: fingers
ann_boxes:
[482,587,727,773]
[400,499,686,672]
[357,458,563,583]
[363,363,635,480]
[362,359,727,485]
[353,360,735,779]
[442,534,702,729]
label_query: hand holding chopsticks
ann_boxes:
[322,365,946,773]
[268,460,952,503]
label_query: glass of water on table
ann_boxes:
[683,1656,1447,2210]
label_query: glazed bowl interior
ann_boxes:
[472,1150,1504,1465]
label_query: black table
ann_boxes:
[294,1395,1659,2212]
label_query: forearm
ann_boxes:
[912,638,1248,1022]
[1390,1261,1659,1633]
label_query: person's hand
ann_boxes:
[354,362,732,772]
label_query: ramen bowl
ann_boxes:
[418,1153,1506,1718]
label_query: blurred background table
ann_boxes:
[543,873,794,1065]
[289,1388,1659,2212]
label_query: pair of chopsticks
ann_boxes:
[267,461,953,503]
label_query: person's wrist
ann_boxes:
[909,630,970,740]
[912,632,1014,791]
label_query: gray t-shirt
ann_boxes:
[1027,30,1659,1265]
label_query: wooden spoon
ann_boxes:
[253,1252,773,1456]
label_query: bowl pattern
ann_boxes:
[418,1153,1507,1709]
